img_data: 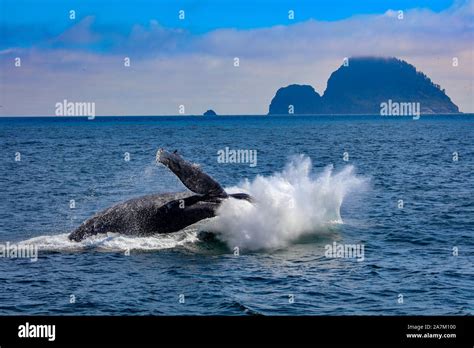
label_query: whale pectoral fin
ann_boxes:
[156,194,219,233]
[156,149,227,198]
[229,193,253,202]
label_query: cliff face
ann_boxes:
[268,57,460,115]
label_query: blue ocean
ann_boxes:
[0,115,472,315]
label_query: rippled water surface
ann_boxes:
[0,115,473,315]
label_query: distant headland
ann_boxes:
[268,57,460,115]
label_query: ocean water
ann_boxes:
[0,115,472,315]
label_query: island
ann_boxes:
[203,109,218,116]
[268,85,322,115]
[268,57,460,115]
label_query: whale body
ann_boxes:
[68,149,250,242]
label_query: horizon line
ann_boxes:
[0,113,471,118]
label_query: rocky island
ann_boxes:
[203,109,218,116]
[268,57,460,115]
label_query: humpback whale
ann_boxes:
[68,149,251,242]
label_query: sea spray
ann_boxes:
[208,155,368,251]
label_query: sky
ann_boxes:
[1,0,473,115]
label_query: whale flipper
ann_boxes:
[157,149,227,198]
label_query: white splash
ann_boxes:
[19,229,200,252]
[207,155,368,251]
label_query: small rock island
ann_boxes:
[203,109,217,116]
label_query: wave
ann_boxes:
[18,228,200,252]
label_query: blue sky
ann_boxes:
[1,0,472,115]
[1,0,457,47]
